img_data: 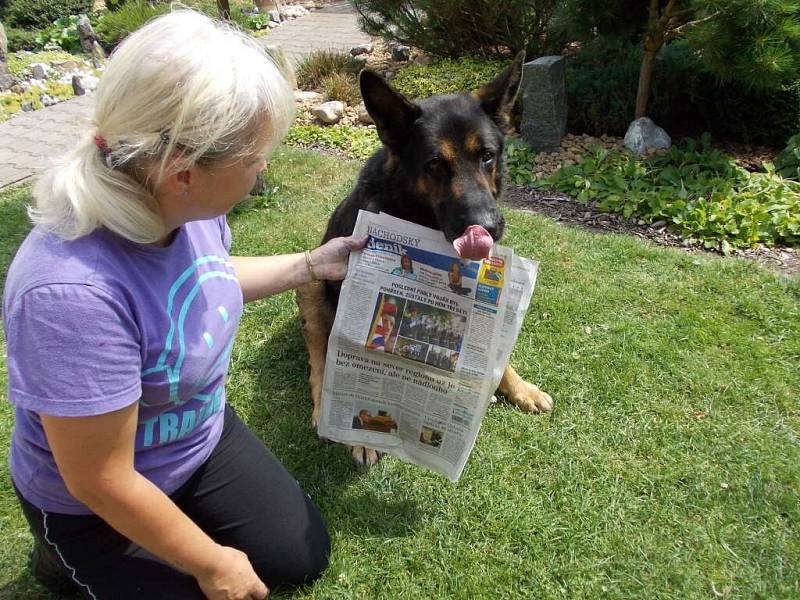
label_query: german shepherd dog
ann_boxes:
[297,53,553,465]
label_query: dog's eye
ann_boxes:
[427,156,443,171]
[481,149,495,165]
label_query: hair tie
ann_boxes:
[94,135,108,152]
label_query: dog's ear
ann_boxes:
[472,51,525,132]
[360,70,421,150]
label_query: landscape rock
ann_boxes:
[357,103,373,125]
[391,45,411,62]
[294,90,323,103]
[520,56,567,153]
[350,44,373,56]
[282,6,309,18]
[412,53,432,66]
[30,63,52,80]
[0,65,15,92]
[624,117,671,156]
[77,14,97,54]
[0,22,7,62]
[312,100,345,124]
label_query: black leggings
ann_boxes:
[15,404,330,599]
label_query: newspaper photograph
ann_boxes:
[316,210,539,481]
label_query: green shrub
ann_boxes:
[4,26,39,51]
[352,0,561,59]
[296,50,359,90]
[321,72,361,106]
[285,124,381,159]
[774,134,800,181]
[4,0,93,28]
[391,56,506,99]
[566,37,800,147]
[536,135,800,249]
[94,0,169,48]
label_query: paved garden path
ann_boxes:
[0,1,371,189]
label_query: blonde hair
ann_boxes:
[31,9,295,243]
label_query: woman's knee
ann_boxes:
[254,506,331,587]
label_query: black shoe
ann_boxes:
[29,542,79,595]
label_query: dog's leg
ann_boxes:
[497,365,553,413]
[296,282,383,466]
[296,281,334,430]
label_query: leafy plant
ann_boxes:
[284,124,381,159]
[246,12,270,30]
[296,49,360,91]
[4,0,92,28]
[35,15,82,53]
[504,137,537,186]
[531,135,800,249]
[774,133,800,181]
[391,56,506,99]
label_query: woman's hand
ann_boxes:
[309,234,369,281]
[196,545,269,600]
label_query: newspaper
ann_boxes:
[317,210,538,481]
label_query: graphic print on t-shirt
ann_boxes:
[139,255,241,447]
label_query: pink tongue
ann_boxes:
[453,225,493,260]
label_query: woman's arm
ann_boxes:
[230,234,368,303]
[41,404,268,600]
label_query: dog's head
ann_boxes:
[360,52,524,244]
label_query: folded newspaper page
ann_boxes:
[317,210,539,481]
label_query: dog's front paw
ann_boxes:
[509,382,553,413]
[311,404,321,430]
[347,444,382,466]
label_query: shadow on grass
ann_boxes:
[239,314,423,540]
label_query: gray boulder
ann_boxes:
[312,101,344,124]
[0,64,15,91]
[357,103,373,125]
[624,117,671,156]
[391,45,411,62]
[0,21,7,62]
[350,44,373,56]
[30,62,52,80]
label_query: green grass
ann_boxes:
[1,146,798,599]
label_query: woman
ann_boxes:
[390,253,416,279]
[3,10,365,599]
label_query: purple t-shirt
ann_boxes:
[4,217,242,515]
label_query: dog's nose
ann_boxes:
[476,211,505,241]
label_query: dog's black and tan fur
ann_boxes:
[297,53,553,465]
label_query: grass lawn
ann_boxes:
[0,146,798,599]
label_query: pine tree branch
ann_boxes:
[666,11,721,41]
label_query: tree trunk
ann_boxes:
[217,0,231,20]
[635,43,659,118]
